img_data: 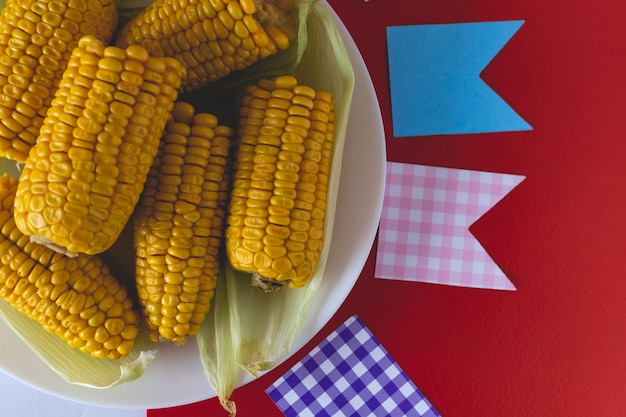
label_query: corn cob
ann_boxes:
[0,173,140,359]
[225,75,335,289]
[0,0,118,162]
[134,101,232,344]
[114,0,297,93]
[13,35,185,256]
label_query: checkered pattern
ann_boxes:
[375,161,524,290]
[267,315,440,417]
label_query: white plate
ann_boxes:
[0,1,386,409]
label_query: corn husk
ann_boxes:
[0,300,157,387]
[197,265,239,417]
[196,0,355,412]
[227,0,355,375]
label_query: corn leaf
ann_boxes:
[196,0,355,411]
[197,264,239,416]
[0,299,157,388]
[226,0,355,376]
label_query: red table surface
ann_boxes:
[150,0,626,415]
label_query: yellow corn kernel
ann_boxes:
[0,174,140,359]
[226,75,336,289]
[134,101,232,344]
[0,0,118,162]
[114,0,296,93]
[13,36,184,256]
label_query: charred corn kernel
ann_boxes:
[0,0,118,162]
[0,174,140,359]
[114,0,296,93]
[226,75,335,289]
[14,36,184,256]
[134,101,232,344]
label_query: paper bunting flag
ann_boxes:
[267,315,440,417]
[387,20,531,137]
[375,161,524,290]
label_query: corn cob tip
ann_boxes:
[251,272,284,292]
[254,0,298,45]
[28,235,80,258]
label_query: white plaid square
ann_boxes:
[266,315,441,417]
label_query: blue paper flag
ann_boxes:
[387,20,531,137]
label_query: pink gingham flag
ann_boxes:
[375,161,524,290]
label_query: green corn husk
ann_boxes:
[197,264,239,417]
[196,0,355,412]
[228,0,355,375]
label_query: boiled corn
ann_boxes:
[13,35,185,256]
[0,0,118,162]
[134,101,232,344]
[114,0,297,93]
[225,75,335,289]
[0,173,140,359]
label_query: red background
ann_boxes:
[150,0,626,415]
